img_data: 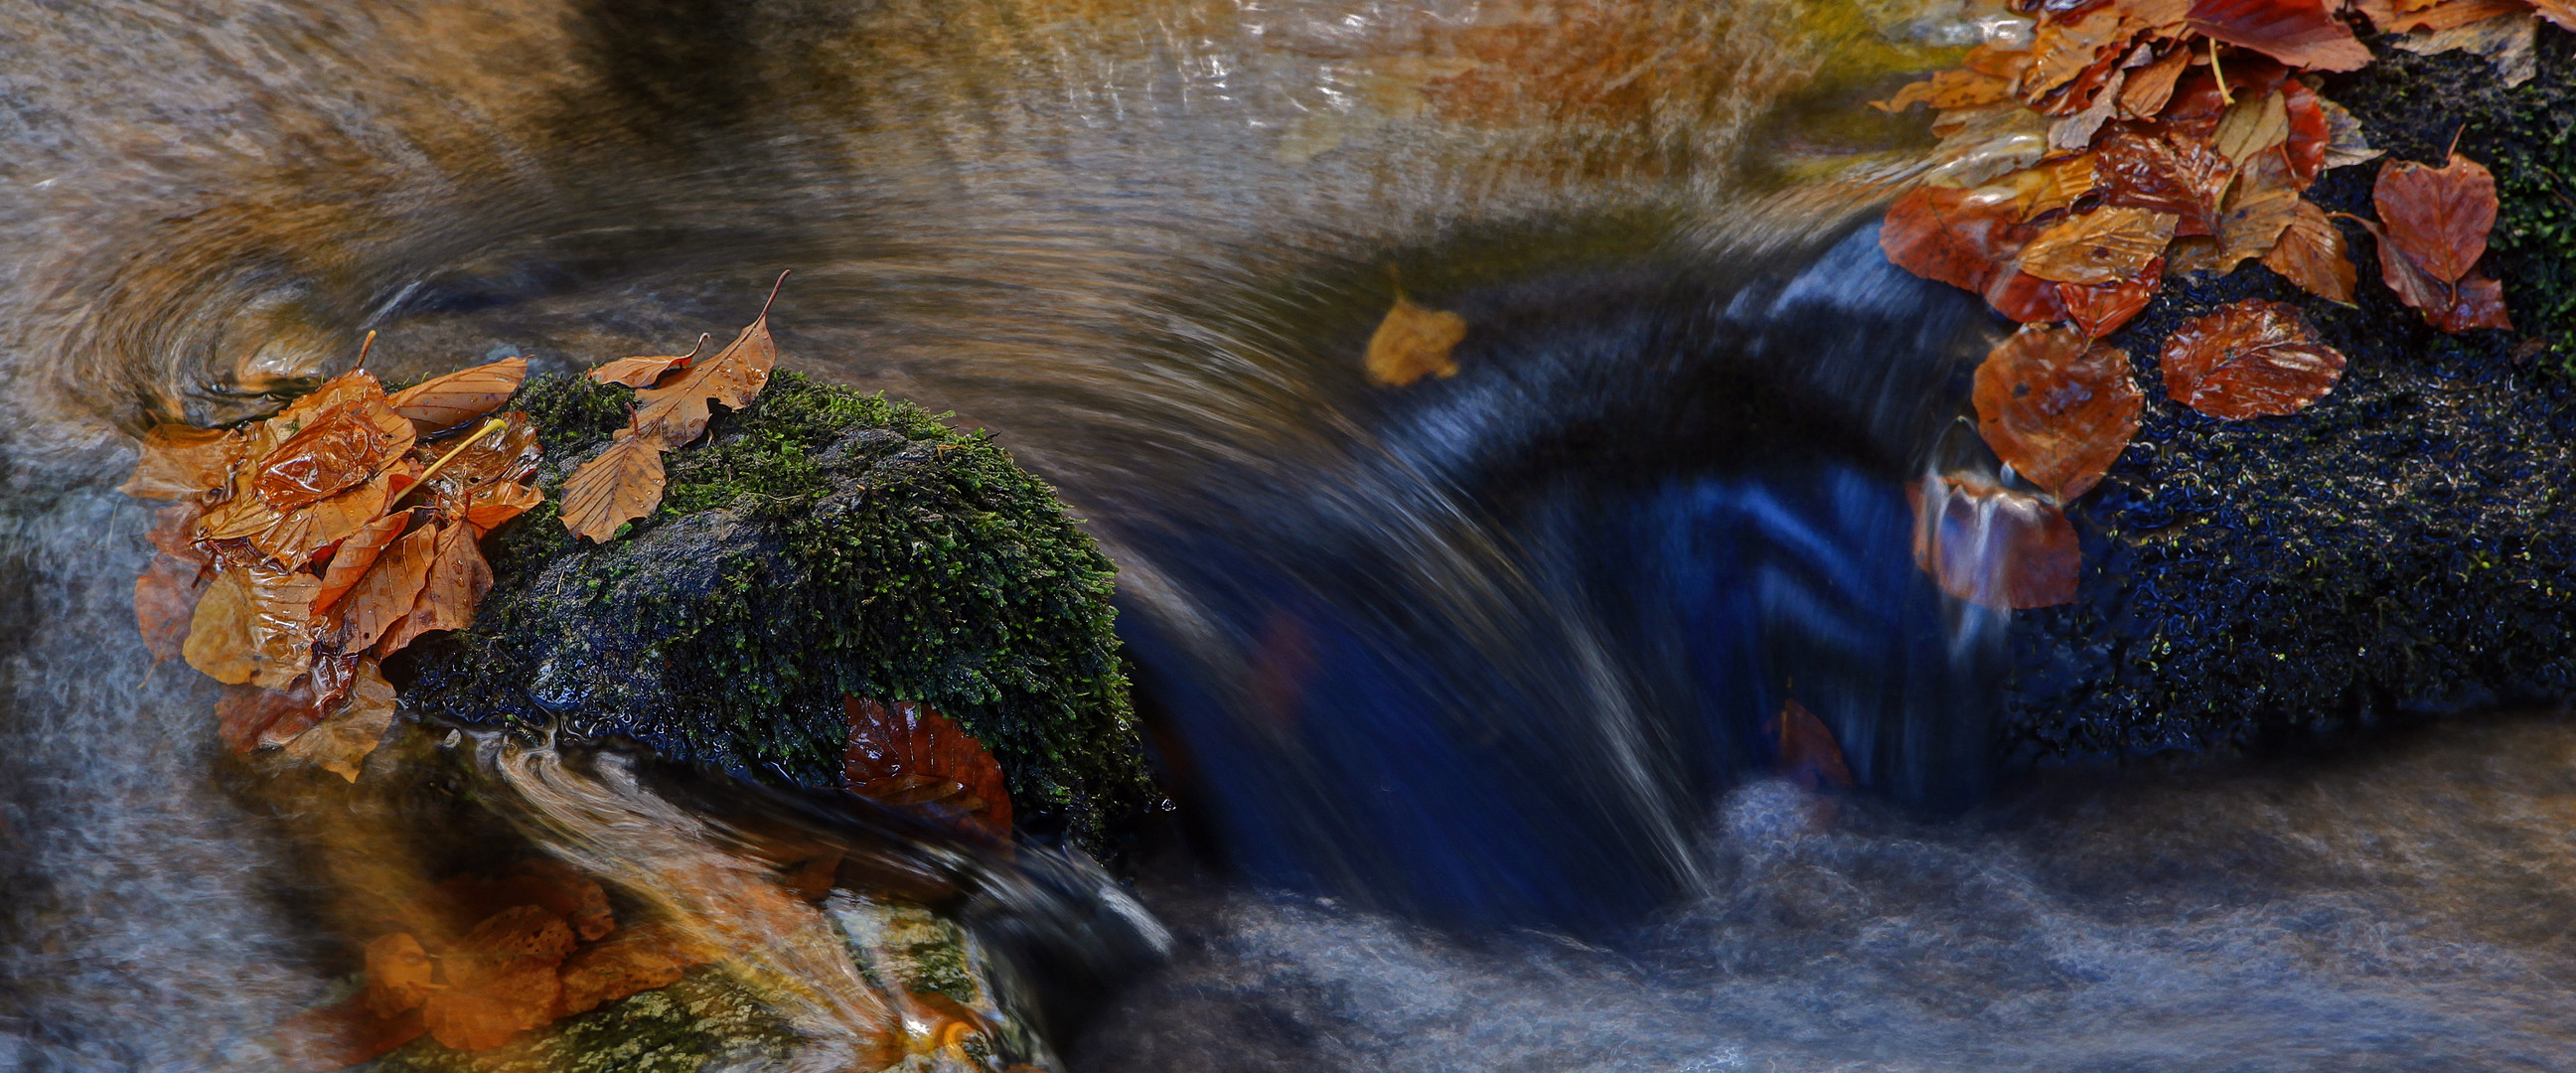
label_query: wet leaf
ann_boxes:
[2211,89,2289,168]
[412,411,541,506]
[332,523,439,654]
[1881,185,2031,294]
[135,550,211,665]
[281,658,395,781]
[2261,200,2356,302]
[2093,125,2234,236]
[2016,155,2101,221]
[558,429,666,544]
[2204,151,2306,273]
[552,922,718,1019]
[365,933,436,1019]
[2186,0,2372,71]
[2531,0,2576,31]
[1973,325,2143,500]
[2373,152,2499,284]
[387,358,528,434]
[185,562,319,688]
[2058,256,2164,338]
[1986,268,2075,324]
[215,678,323,754]
[845,696,1014,837]
[2159,298,2347,418]
[120,424,241,500]
[2367,0,2531,33]
[2049,66,2128,150]
[633,287,782,449]
[2022,8,2130,113]
[1910,474,2081,610]
[2318,99,2382,168]
[2017,206,2178,285]
[1763,698,1854,791]
[2116,42,2195,118]
[254,401,411,512]
[379,522,493,657]
[462,481,544,538]
[422,905,576,1051]
[2279,81,2331,186]
[1872,69,2014,112]
[1364,292,1469,387]
[249,469,395,570]
[314,512,414,615]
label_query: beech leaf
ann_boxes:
[215,678,324,755]
[1910,474,2081,610]
[1973,325,2143,501]
[2186,0,2372,71]
[2373,152,2499,285]
[1881,185,2032,294]
[1364,292,1469,387]
[281,658,395,781]
[387,358,529,434]
[2059,256,2164,338]
[2092,126,2234,237]
[588,335,708,388]
[184,562,320,689]
[120,424,241,501]
[2261,200,2356,303]
[633,280,784,449]
[2017,206,2178,285]
[314,512,414,615]
[2159,299,2347,418]
[422,905,575,1051]
[552,922,719,1019]
[378,521,493,657]
[558,430,667,544]
[332,523,439,654]
[844,695,1014,838]
[135,551,211,664]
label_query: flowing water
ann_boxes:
[2,1,2573,1070]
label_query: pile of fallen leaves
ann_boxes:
[277,858,722,1068]
[1875,0,2528,608]
[125,354,538,778]
[559,274,785,542]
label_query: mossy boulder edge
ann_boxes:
[399,370,1158,853]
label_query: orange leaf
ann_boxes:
[844,696,1013,838]
[1881,185,2032,295]
[118,424,242,501]
[633,281,783,449]
[2116,43,2194,119]
[378,521,492,657]
[248,468,395,570]
[315,512,414,615]
[1364,292,1469,387]
[463,481,544,538]
[215,679,324,754]
[1909,474,2081,610]
[2092,126,2234,237]
[553,922,718,1018]
[2022,8,2130,114]
[365,933,437,1019]
[184,561,320,689]
[387,358,529,434]
[411,411,542,511]
[254,401,410,512]
[2186,0,2371,71]
[2280,81,2331,187]
[2158,299,2347,418]
[586,336,706,388]
[1762,698,1854,791]
[281,658,395,780]
[1986,268,2073,324]
[557,430,667,543]
[2373,152,2499,285]
[2261,200,2356,303]
[2017,206,2179,285]
[1873,69,2015,112]
[422,905,575,1051]
[1973,325,2143,501]
[2059,255,2164,338]
[331,522,439,654]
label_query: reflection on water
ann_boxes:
[1,0,2572,1070]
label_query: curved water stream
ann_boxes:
[2,1,2572,1070]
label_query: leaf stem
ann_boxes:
[389,417,508,512]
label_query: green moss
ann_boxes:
[404,371,1159,853]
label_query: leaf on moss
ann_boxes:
[2261,199,2355,302]
[1909,474,2081,610]
[588,335,709,388]
[2018,206,2178,285]
[387,358,529,434]
[2373,152,2499,284]
[2059,256,2164,338]
[1973,325,2143,501]
[634,281,784,449]
[2092,125,2234,236]
[119,424,242,501]
[2317,98,2381,169]
[2528,0,2576,31]
[1364,292,1469,387]
[2159,298,2347,417]
[2204,151,2305,273]
[281,658,395,780]
[378,522,493,657]
[2186,0,2371,71]
[2349,214,2513,333]
[845,695,1014,838]
[422,905,576,1052]
[558,429,667,543]
[364,933,436,1019]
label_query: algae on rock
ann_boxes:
[400,371,1159,853]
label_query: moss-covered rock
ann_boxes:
[399,371,1159,852]
[1999,34,2576,764]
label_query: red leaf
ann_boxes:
[2092,125,2234,237]
[215,679,324,754]
[1909,474,2081,610]
[1881,185,2031,295]
[2186,0,2372,71]
[1763,698,1854,791]
[2373,152,2499,285]
[1973,325,2143,501]
[2059,256,2164,338]
[1987,268,2074,324]
[843,696,1013,838]
[2158,299,2348,418]
[2280,80,2330,188]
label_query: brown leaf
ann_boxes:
[2349,215,2513,333]
[184,563,319,688]
[2436,271,2513,333]
[254,401,411,512]
[365,933,437,1019]
[412,411,541,507]
[2159,299,2348,418]
[422,905,575,1051]
[2373,152,2499,284]
[2059,256,2165,338]
[2049,66,2128,150]
[1881,185,2032,294]
[135,551,211,664]
[2016,156,2102,222]
[587,352,694,388]
[1986,268,2074,324]
[2280,81,2332,187]
[463,482,544,538]
[2023,8,2130,113]
[2211,90,2290,168]
[1872,69,2014,112]
[2318,99,2382,169]
[1909,474,2081,610]
[2530,0,2576,31]
[314,512,414,615]
[1363,292,1469,387]
[1763,698,1854,791]
[216,679,323,754]
[2093,125,2234,236]
[119,424,241,500]
[845,696,1014,838]
[2186,0,2372,71]
[332,522,439,654]
[552,922,718,1019]
[2370,0,2531,32]
[281,658,395,781]
[557,430,667,544]
[2017,206,2179,285]
[2261,200,2356,303]
[2117,43,2195,119]
[378,522,492,657]
[633,285,783,449]
[1974,325,2144,501]
[248,468,394,570]
[387,358,529,434]
[2204,151,2306,274]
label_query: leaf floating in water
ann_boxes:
[184,561,321,689]
[273,995,426,1073]
[1910,474,2081,610]
[364,933,436,1019]
[558,429,667,544]
[1763,698,1855,792]
[844,695,1014,839]
[2160,299,2347,418]
[1364,291,1468,387]
[119,424,242,501]
[587,335,708,388]
[387,357,529,434]
[1973,325,2143,501]
[422,905,576,1051]
[552,922,719,1019]
[281,657,396,780]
